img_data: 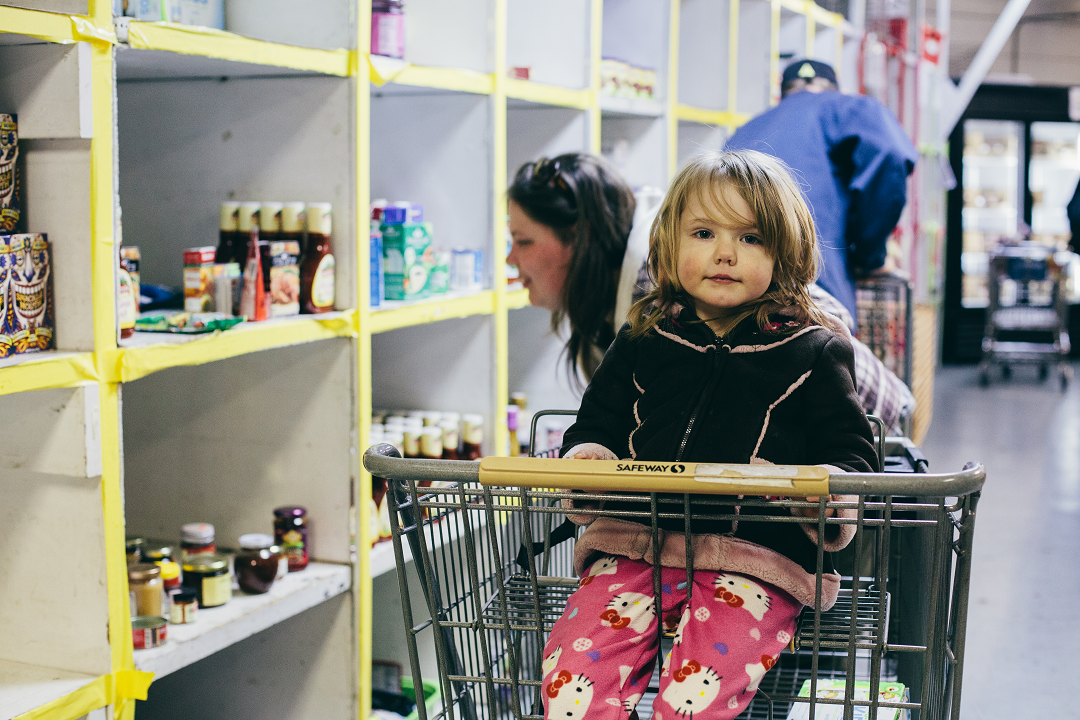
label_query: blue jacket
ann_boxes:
[726,91,917,320]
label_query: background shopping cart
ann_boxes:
[365,440,983,720]
[979,242,1073,389]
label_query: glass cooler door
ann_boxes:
[960,119,1024,308]
[1030,121,1080,303]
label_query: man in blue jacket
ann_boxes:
[726,59,918,322]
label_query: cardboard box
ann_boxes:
[0,115,20,233]
[786,679,909,720]
[183,246,217,313]
[267,240,301,317]
[382,221,433,301]
[1,234,55,357]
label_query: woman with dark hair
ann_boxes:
[507,153,640,380]
[507,152,914,433]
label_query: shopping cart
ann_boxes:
[979,242,1073,389]
[855,275,913,388]
[364,442,984,720]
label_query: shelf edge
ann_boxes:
[505,78,593,110]
[675,104,750,128]
[112,311,358,383]
[125,21,352,76]
[0,352,98,397]
[368,292,497,334]
[369,56,494,95]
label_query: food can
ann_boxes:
[132,615,168,650]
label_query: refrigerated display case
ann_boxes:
[960,119,1024,309]
[944,84,1080,362]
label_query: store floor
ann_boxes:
[921,363,1080,719]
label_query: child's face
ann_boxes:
[676,185,774,325]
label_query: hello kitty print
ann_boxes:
[541,558,801,720]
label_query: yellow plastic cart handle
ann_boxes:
[478,457,830,497]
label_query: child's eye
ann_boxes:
[741,234,763,245]
[692,229,713,240]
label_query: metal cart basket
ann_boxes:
[364,446,983,720]
[979,242,1073,389]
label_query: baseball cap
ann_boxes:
[781,59,838,86]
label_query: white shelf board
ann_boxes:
[370,508,487,579]
[133,561,351,679]
[0,659,97,720]
[599,94,664,117]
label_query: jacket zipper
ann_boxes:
[675,342,730,462]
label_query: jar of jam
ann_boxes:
[160,560,182,617]
[181,523,215,561]
[235,533,282,594]
[273,506,309,572]
[438,419,459,460]
[128,563,163,618]
[419,426,443,460]
[182,554,231,608]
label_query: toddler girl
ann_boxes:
[541,150,877,720]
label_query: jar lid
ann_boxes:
[173,589,198,603]
[182,522,215,543]
[143,542,174,561]
[126,536,145,551]
[237,202,261,231]
[259,202,284,232]
[439,411,460,423]
[132,615,168,630]
[281,202,306,233]
[183,554,229,574]
[128,563,161,581]
[159,561,180,580]
[273,506,307,518]
[239,533,274,550]
[306,202,333,235]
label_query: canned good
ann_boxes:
[142,542,174,564]
[132,615,168,650]
[182,554,231,608]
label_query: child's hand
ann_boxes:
[570,448,607,460]
[790,495,837,519]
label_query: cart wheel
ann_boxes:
[1039,364,1049,381]
[1002,364,1012,379]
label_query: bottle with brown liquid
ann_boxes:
[216,202,241,264]
[236,202,261,267]
[239,226,267,321]
[259,203,283,296]
[461,414,484,460]
[301,202,336,314]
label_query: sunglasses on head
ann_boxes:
[531,157,571,193]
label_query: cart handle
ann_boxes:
[363,445,986,498]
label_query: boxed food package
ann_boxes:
[168,0,224,28]
[0,115,20,233]
[0,234,55,357]
[382,221,433,301]
[267,239,301,317]
[183,246,217,312]
[428,250,450,295]
[786,679,909,720]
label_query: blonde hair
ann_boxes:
[628,149,827,337]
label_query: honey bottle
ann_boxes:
[301,202,335,314]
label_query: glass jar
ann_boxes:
[462,413,484,460]
[235,533,282,595]
[128,563,163,618]
[182,554,231,608]
[143,542,175,565]
[160,560,181,617]
[170,589,198,625]
[126,536,145,564]
[273,506,309,572]
[181,522,216,561]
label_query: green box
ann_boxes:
[382,221,433,301]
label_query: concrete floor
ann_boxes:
[921,363,1080,719]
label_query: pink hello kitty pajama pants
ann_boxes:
[541,555,801,720]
